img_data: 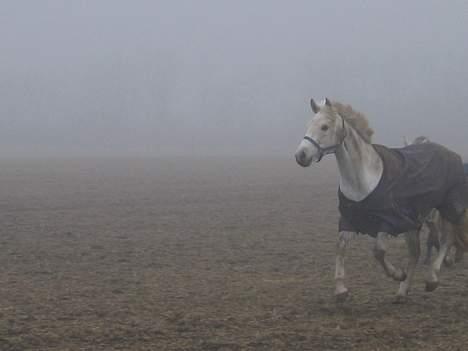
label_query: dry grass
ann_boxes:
[0,157,468,350]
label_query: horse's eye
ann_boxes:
[321,124,329,131]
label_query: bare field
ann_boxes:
[1,157,468,351]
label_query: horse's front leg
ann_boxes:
[373,232,407,281]
[395,230,420,302]
[335,231,355,302]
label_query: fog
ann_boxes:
[1,0,468,157]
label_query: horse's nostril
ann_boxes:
[300,151,306,162]
[296,150,306,164]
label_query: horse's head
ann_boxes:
[295,98,346,166]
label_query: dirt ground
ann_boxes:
[1,157,468,351]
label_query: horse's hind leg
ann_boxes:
[373,232,406,282]
[335,231,355,302]
[426,219,454,291]
[426,210,457,267]
[424,221,440,265]
[396,230,420,302]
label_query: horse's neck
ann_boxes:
[335,123,383,202]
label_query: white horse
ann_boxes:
[295,98,467,303]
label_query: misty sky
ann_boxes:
[1,1,468,157]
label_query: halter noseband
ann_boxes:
[303,115,347,162]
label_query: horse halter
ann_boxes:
[303,114,347,162]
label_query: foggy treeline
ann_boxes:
[1,0,468,157]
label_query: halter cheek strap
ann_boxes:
[303,115,347,162]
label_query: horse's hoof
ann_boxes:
[425,281,439,292]
[393,295,408,304]
[335,290,349,303]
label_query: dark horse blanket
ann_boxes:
[339,142,467,237]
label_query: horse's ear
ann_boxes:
[310,98,320,113]
[324,98,332,107]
